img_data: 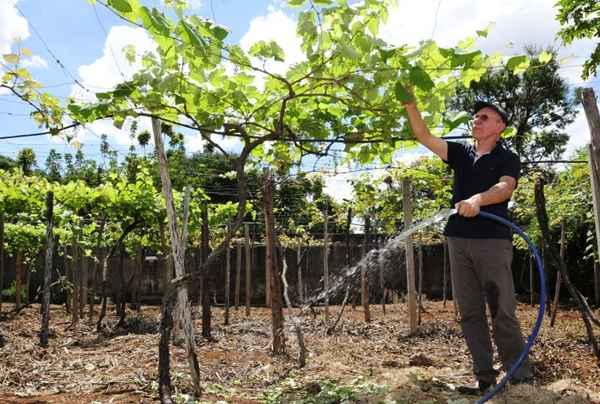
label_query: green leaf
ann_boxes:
[313,0,332,4]
[211,25,229,41]
[181,20,207,57]
[339,44,360,60]
[502,126,517,138]
[3,54,19,64]
[506,55,530,74]
[538,51,552,64]
[409,66,434,91]
[446,113,470,131]
[249,40,285,62]
[288,0,306,6]
[475,23,494,38]
[108,0,132,13]
[123,44,136,64]
[113,115,125,129]
[394,81,414,103]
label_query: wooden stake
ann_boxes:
[417,244,423,326]
[296,245,303,303]
[224,241,231,325]
[594,261,600,306]
[442,239,448,307]
[403,179,417,334]
[361,215,370,323]
[16,251,22,310]
[40,191,54,347]
[201,203,211,339]
[151,118,200,397]
[550,220,566,327]
[263,168,285,353]
[235,242,241,310]
[0,213,3,313]
[324,203,329,319]
[245,223,252,317]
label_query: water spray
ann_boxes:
[300,208,546,403]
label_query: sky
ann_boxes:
[0,0,598,200]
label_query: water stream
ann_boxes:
[302,208,456,308]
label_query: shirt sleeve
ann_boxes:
[500,152,521,187]
[444,141,468,171]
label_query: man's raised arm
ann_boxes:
[403,98,448,161]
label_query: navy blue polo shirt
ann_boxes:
[443,140,521,240]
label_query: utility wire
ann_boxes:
[15,5,89,93]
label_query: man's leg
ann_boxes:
[447,237,497,385]
[471,238,533,381]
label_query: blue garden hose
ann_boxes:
[458,210,547,403]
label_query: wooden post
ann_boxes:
[151,118,200,396]
[201,203,211,339]
[323,204,329,319]
[263,168,285,353]
[417,244,423,325]
[403,179,417,334]
[40,191,54,347]
[235,242,241,310]
[72,241,80,324]
[265,227,272,308]
[304,245,309,304]
[15,251,22,310]
[89,221,104,322]
[361,215,370,322]
[442,239,448,307]
[530,252,535,306]
[380,237,386,315]
[224,241,230,325]
[594,261,600,306]
[449,250,459,321]
[0,213,4,312]
[550,220,566,326]
[582,89,600,308]
[80,249,89,319]
[296,246,303,302]
[346,208,352,269]
[244,223,252,317]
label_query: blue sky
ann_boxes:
[0,0,598,200]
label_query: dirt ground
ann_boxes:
[0,300,599,403]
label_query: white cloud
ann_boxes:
[187,0,203,9]
[564,108,592,159]
[73,26,155,101]
[71,25,156,145]
[0,0,29,54]
[22,55,48,69]
[239,9,304,76]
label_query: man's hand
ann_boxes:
[455,194,482,217]
[400,84,416,107]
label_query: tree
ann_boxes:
[45,149,62,182]
[16,148,37,175]
[556,0,600,80]
[0,156,16,171]
[449,47,578,166]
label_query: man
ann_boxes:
[402,95,533,393]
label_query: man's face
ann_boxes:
[471,107,506,141]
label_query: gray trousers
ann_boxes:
[447,237,532,383]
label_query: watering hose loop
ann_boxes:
[449,210,547,403]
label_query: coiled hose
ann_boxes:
[465,211,547,403]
